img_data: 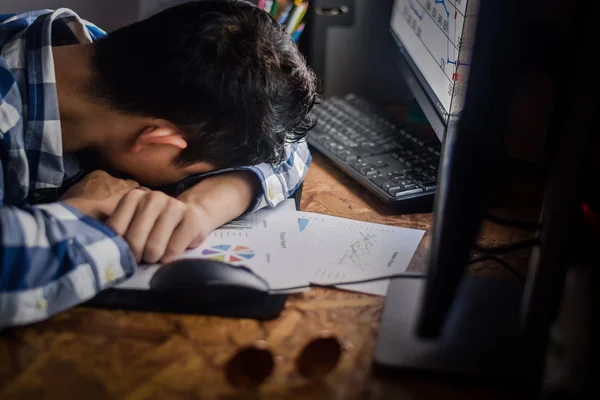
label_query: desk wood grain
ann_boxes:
[0,153,538,400]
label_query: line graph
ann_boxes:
[408,0,463,70]
[392,0,479,115]
[338,233,378,269]
[295,212,426,289]
[437,0,450,18]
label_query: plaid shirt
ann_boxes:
[0,9,311,329]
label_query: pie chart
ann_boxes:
[200,244,255,264]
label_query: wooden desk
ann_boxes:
[0,153,538,400]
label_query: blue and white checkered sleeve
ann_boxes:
[1,46,137,329]
[242,140,312,212]
[0,202,137,329]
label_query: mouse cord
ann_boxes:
[270,256,526,293]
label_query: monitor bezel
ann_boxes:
[388,26,449,141]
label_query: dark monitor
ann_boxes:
[402,0,499,339]
[374,0,593,384]
[388,0,512,340]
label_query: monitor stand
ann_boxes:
[373,276,543,383]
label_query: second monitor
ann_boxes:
[306,0,479,211]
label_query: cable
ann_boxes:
[270,272,424,293]
[467,255,527,280]
[484,211,541,230]
[474,238,539,254]
[271,256,525,293]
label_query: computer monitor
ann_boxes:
[388,0,479,141]
[373,0,593,384]
[389,0,487,340]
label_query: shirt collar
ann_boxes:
[24,9,92,192]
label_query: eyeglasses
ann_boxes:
[225,330,344,389]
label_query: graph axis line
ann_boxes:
[408,0,473,79]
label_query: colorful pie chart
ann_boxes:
[200,244,255,264]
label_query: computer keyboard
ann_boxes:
[306,94,441,207]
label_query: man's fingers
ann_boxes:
[106,192,209,264]
[143,201,185,263]
[105,189,146,235]
[123,192,170,262]
[188,230,207,249]
[161,210,206,261]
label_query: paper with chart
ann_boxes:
[297,212,425,295]
[118,199,308,292]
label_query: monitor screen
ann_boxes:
[390,0,480,124]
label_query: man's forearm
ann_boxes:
[176,170,260,231]
[0,203,136,329]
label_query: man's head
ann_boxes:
[77,0,317,186]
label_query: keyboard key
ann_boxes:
[390,174,408,182]
[420,180,437,191]
[355,147,374,157]
[353,162,370,170]
[370,175,391,188]
[419,178,436,185]
[373,160,388,168]
[382,182,397,191]
[388,186,404,196]
[412,174,429,184]
[394,179,412,187]
[325,141,341,150]
[395,188,424,198]
[378,167,406,177]
[360,166,376,175]
[336,150,357,162]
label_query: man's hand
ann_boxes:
[60,170,141,220]
[105,190,213,263]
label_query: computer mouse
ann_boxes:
[149,258,270,307]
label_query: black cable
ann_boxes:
[474,238,539,254]
[467,255,527,280]
[271,255,525,293]
[270,272,424,293]
[484,211,541,230]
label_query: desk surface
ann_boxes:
[0,153,538,400]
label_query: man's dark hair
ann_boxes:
[90,0,318,167]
